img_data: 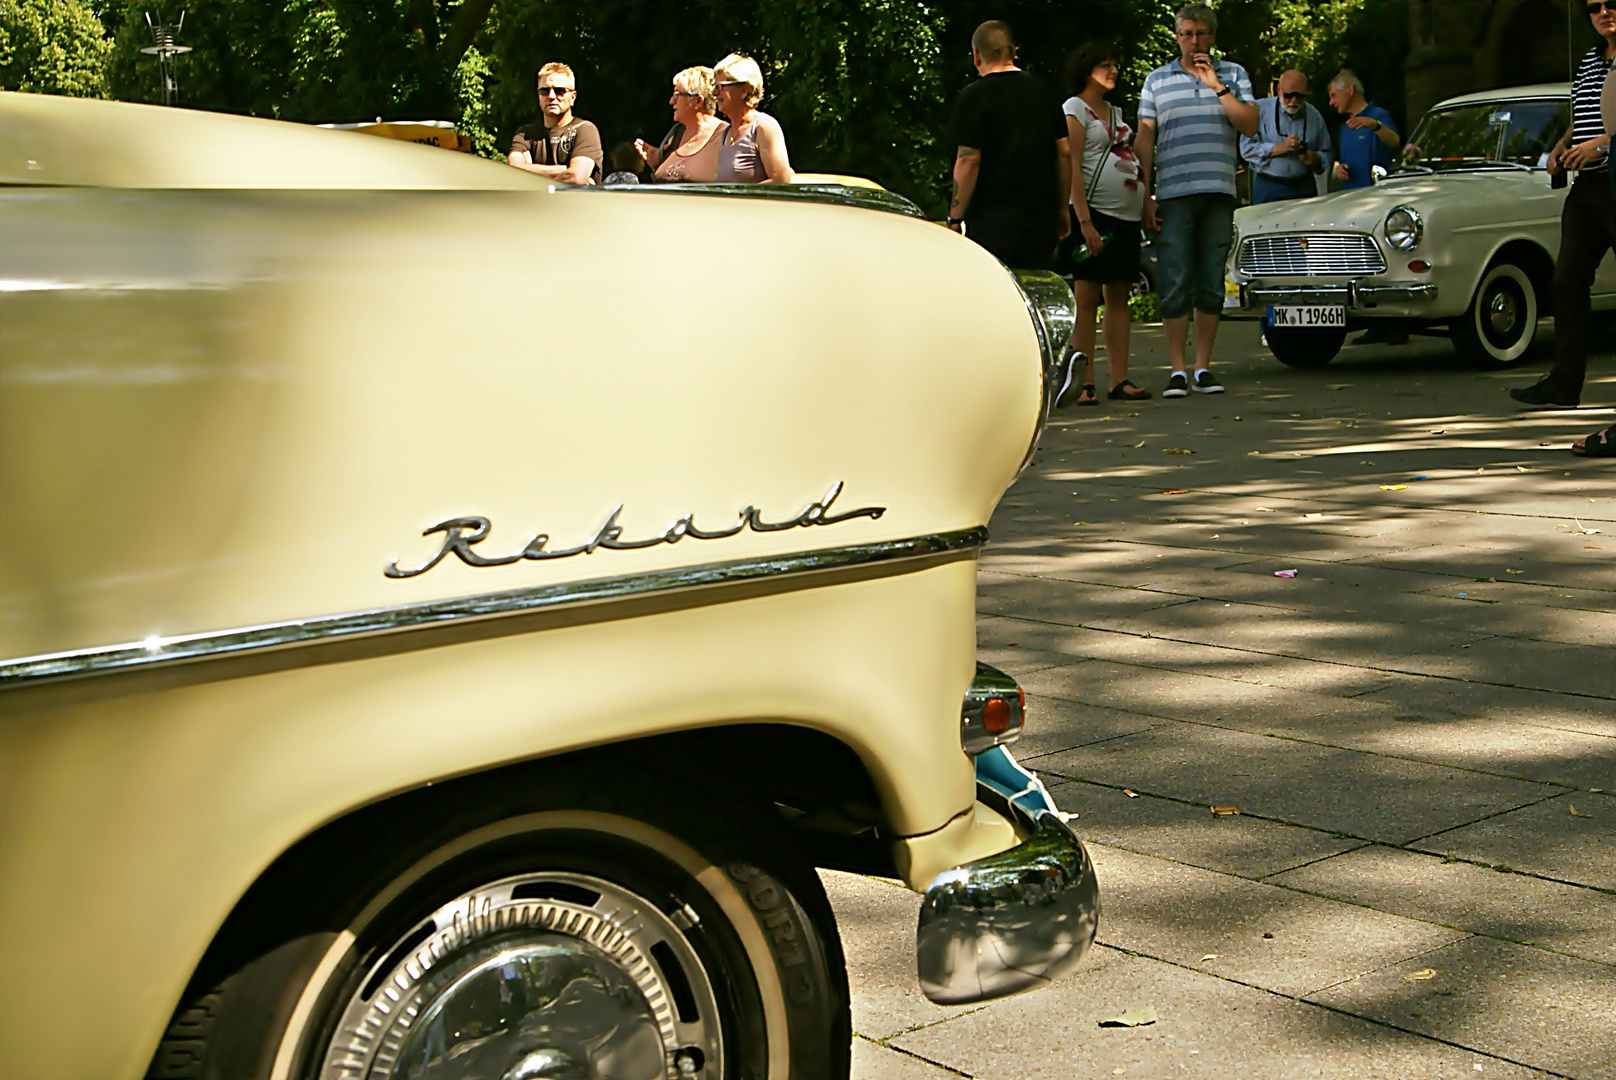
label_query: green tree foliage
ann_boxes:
[89,0,1412,213]
[0,0,111,97]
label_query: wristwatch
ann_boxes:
[1216,86,1231,97]
[1372,119,1382,132]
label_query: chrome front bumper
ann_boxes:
[916,746,1100,1004]
[1239,280,1437,309]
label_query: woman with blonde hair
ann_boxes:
[635,66,728,183]
[713,53,793,183]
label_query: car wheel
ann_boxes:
[1265,326,1346,368]
[1453,261,1539,368]
[144,778,849,1080]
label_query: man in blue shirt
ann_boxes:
[1328,69,1399,189]
[1136,3,1258,397]
[1240,69,1330,203]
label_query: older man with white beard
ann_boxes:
[1240,69,1331,203]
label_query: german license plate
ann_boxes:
[1267,305,1346,328]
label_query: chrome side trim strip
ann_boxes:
[0,526,988,688]
[1007,269,1076,476]
[578,181,926,219]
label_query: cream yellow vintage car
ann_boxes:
[0,93,1095,1080]
[1230,83,1616,369]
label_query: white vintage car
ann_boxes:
[1230,82,1616,368]
[0,93,1094,1080]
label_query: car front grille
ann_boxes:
[1237,233,1386,277]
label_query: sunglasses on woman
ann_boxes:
[1590,1,1616,14]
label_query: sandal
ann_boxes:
[1571,425,1616,457]
[1109,379,1152,401]
[1076,384,1100,407]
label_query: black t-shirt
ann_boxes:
[950,70,1067,231]
[510,117,604,183]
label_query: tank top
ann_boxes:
[717,114,770,183]
[654,121,727,183]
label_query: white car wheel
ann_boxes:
[1453,261,1538,367]
[143,782,851,1080]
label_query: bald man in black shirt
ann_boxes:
[948,20,1072,268]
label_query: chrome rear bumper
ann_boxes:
[916,747,1100,1004]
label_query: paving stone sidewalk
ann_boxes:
[833,322,1616,1079]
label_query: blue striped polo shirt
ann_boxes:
[1139,57,1255,200]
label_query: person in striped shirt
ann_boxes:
[1135,3,1258,398]
[1512,0,1616,413]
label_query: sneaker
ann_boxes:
[1508,379,1580,408]
[1053,346,1088,410]
[1163,371,1189,398]
[1192,368,1224,394]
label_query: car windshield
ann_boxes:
[1398,99,1568,172]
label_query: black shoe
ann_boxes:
[1192,368,1224,394]
[1163,371,1189,398]
[1053,346,1089,409]
[1509,379,1580,408]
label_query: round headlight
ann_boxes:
[1384,205,1423,251]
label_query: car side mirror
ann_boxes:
[1371,165,1388,183]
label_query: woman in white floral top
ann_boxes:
[1056,40,1149,407]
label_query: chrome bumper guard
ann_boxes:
[916,746,1100,1004]
[1240,280,1437,310]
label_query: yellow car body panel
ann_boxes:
[0,93,1045,1080]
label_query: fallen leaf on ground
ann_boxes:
[1404,969,1437,981]
[1430,429,1446,435]
[1165,448,1196,455]
[1506,569,1525,575]
[1570,804,1595,819]
[1254,507,1275,512]
[1210,805,1241,816]
[1073,521,1088,526]
[1247,450,1261,456]
[1161,489,1190,495]
[1304,512,1324,519]
[1380,484,1408,491]
[1327,384,1350,390]
[1200,953,1220,961]
[1099,1006,1158,1028]
[1134,441,1147,448]
[1516,466,1528,473]
[1575,520,1601,534]
[1123,789,1140,798]
[1274,569,1298,578]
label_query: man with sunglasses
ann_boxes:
[507,62,603,186]
[1511,0,1616,410]
[1240,70,1330,205]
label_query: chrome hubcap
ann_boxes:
[320,872,722,1080]
[1486,288,1519,336]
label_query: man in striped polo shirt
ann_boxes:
[1511,0,1616,410]
[1136,3,1258,398]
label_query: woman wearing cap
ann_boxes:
[635,66,728,183]
[713,53,794,184]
